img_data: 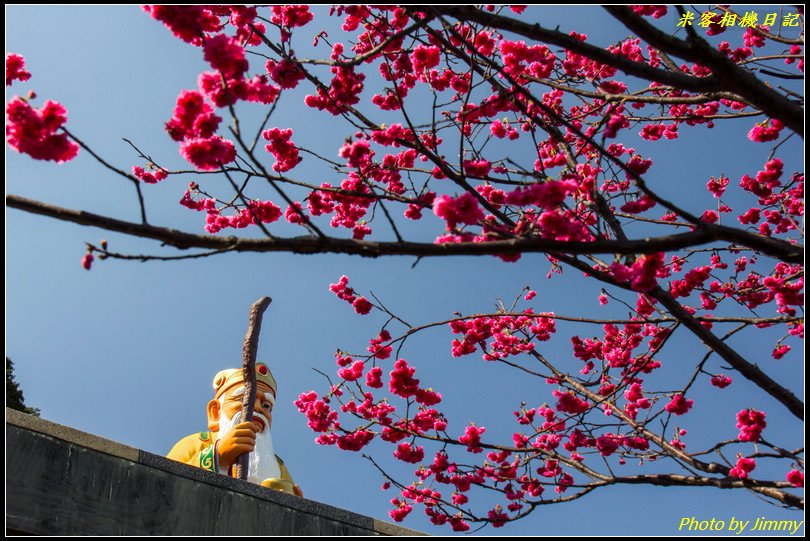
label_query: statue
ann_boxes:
[168,362,302,496]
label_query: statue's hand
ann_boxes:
[217,421,259,471]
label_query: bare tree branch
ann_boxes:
[8,193,803,263]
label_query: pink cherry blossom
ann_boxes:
[165,90,220,142]
[553,390,590,414]
[203,34,248,80]
[338,360,365,382]
[6,97,78,163]
[394,442,425,463]
[336,429,375,451]
[143,5,221,46]
[6,53,31,86]
[463,159,491,178]
[330,275,356,303]
[411,45,441,77]
[365,366,383,389]
[266,59,306,89]
[179,136,236,170]
[338,138,374,170]
[263,128,301,172]
[729,456,756,479]
[368,330,393,359]
[736,408,766,442]
[631,5,668,18]
[389,501,413,522]
[294,391,338,432]
[389,359,420,398]
[786,469,804,488]
[459,425,486,453]
[305,66,365,115]
[748,119,784,142]
[132,166,168,184]
[772,344,790,359]
[352,296,372,315]
[664,394,693,416]
[707,175,729,198]
[270,5,314,28]
[432,193,485,229]
[450,514,471,532]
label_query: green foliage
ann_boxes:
[6,357,40,416]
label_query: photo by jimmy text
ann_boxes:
[678,516,804,535]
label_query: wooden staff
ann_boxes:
[235,296,272,481]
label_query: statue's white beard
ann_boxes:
[218,407,281,484]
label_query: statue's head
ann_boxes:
[206,362,277,434]
[206,363,283,484]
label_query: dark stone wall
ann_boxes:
[5,409,421,536]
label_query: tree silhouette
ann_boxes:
[6,357,40,417]
[6,5,803,531]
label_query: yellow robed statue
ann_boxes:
[168,363,302,496]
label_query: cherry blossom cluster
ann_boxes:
[163,88,235,171]
[8,4,803,529]
[6,97,79,163]
[145,5,285,173]
[310,271,800,530]
[263,128,301,173]
[165,90,221,142]
[729,456,757,479]
[329,275,373,315]
[132,166,168,184]
[607,252,666,293]
[5,54,79,163]
[6,53,31,86]
[448,312,556,360]
[736,408,766,442]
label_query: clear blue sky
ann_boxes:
[6,5,803,535]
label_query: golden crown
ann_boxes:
[212,363,277,400]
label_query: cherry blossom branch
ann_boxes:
[524,77,748,106]
[254,14,802,269]
[606,474,802,508]
[14,193,802,261]
[62,128,148,224]
[718,6,805,46]
[228,125,326,238]
[332,311,733,488]
[603,6,804,136]
[625,111,763,122]
[681,324,748,396]
[221,168,275,239]
[423,20,804,263]
[242,166,425,206]
[418,6,718,92]
[296,18,432,68]
[557,254,804,420]
[523,348,784,497]
[87,245,238,262]
[485,312,794,326]
[419,24,679,243]
[422,5,803,136]
[649,286,804,420]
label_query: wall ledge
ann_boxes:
[6,408,423,536]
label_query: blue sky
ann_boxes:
[6,5,804,535]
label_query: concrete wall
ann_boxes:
[5,408,421,536]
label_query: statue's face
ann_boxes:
[218,381,275,433]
